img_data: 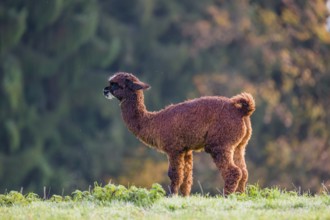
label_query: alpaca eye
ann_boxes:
[110,82,121,90]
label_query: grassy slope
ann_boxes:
[1,194,330,220]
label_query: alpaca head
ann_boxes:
[104,72,150,101]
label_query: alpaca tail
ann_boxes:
[231,92,255,117]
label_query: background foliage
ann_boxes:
[0,0,329,194]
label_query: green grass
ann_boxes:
[0,184,329,220]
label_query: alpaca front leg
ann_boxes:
[167,153,185,195]
[180,151,193,196]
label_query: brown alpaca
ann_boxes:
[103,72,255,196]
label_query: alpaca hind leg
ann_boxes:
[167,153,185,195]
[234,147,248,193]
[234,117,252,193]
[209,147,242,196]
[180,150,193,196]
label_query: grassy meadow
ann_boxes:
[0,184,329,220]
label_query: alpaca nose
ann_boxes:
[104,86,110,96]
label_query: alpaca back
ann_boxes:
[147,97,236,149]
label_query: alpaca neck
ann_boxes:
[120,92,153,142]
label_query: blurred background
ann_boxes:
[0,0,330,195]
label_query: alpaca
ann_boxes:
[103,72,255,196]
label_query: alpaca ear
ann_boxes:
[126,79,150,91]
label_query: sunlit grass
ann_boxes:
[0,184,329,220]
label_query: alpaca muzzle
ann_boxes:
[103,86,114,100]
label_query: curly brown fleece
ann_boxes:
[104,72,255,196]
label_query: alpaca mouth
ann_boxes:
[105,93,114,100]
[103,87,114,100]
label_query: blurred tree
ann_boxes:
[191,0,330,192]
